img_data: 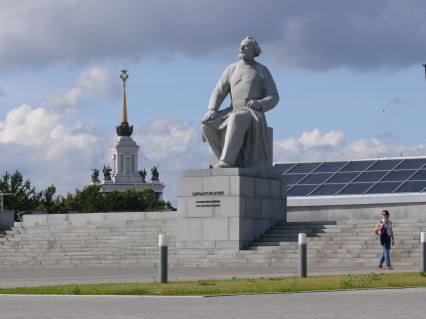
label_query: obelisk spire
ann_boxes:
[120,69,129,124]
[116,69,133,137]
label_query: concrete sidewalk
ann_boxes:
[0,265,420,288]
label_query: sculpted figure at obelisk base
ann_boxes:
[200,37,279,169]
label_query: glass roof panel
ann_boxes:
[394,181,426,193]
[353,171,387,183]
[287,185,318,196]
[313,162,348,173]
[310,184,346,196]
[275,163,296,174]
[367,159,402,171]
[381,170,415,182]
[395,158,426,170]
[409,169,426,181]
[283,174,308,185]
[278,157,426,197]
[299,173,333,184]
[339,183,374,195]
[340,161,375,172]
[325,172,359,183]
[366,182,402,194]
[287,162,322,174]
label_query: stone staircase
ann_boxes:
[0,217,175,268]
[0,214,424,269]
[169,219,426,268]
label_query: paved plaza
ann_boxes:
[0,287,424,319]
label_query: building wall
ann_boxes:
[288,202,426,221]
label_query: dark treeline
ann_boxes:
[0,170,174,214]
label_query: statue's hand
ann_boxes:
[201,109,217,123]
[247,100,262,111]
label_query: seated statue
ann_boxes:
[200,36,279,169]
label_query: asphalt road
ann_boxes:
[0,287,424,319]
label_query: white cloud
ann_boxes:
[0,105,59,145]
[137,118,198,161]
[45,66,117,111]
[274,128,426,163]
[77,67,116,95]
[298,129,344,148]
[0,90,108,195]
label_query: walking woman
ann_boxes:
[375,210,394,270]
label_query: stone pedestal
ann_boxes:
[176,168,286,249]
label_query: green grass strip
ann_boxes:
[1,272,425,296]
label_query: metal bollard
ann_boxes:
[298,233,307,277]
[422,232,425,273]
[159,233,168,283]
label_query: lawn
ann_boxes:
[0,272,425,296]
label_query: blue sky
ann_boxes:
[1,0,426,202]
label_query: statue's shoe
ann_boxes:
[215,160,233,168]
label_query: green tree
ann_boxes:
[0,170,41,212]
[0,170,173,214]
[62,185,106,213]
[36,185,66,214]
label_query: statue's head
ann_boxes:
[239,36,261,60]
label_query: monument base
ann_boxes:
[176,168,286,249]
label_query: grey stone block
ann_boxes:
[146,211,177,220]
[213,196,244,218]
[255,178,270,198]
[105,212,146,222]
[203,218,229,240]
[46,214,69,224]
[254,219,272,239]
[177,198,187,215]
[261,199,274,219]
[215,240,241,249]
[238,218,255,242]
[245,197,262,218]
[69,214,105,226]
[271,199,284,219]
[211,167,280,179]
[182,169,212,177]
[23,214,48,226]
[185,198,214,218]
[176,218,204,241]
[228,217,241,241]
[230,176,254,197]
[202,175,230,195]
[184,241,216,249]
[270,180,283,199]
[177,177,203,196]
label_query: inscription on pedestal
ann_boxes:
[196,200,221,208]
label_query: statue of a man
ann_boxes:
[138,168,147,183]
[91,168,100,183]
[201,37,279,168]
[151,166,159,181]
[102,165,112,181]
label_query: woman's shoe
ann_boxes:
[387,266,394,270]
